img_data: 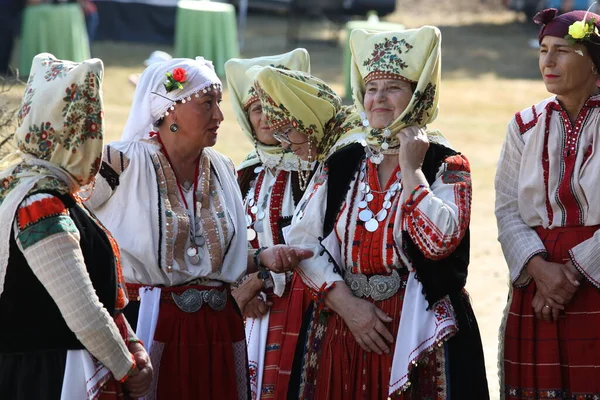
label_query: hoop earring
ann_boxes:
[169,123,179,132]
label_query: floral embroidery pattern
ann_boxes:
[41,57,76,81]
[24,122,57,159]
[277,69,309,83]
[363,37,413,74]
[61,72,103,151]
[17,83,36,126]
[318,109,361,156]
[401,83,437,126]
[316,82,342,110]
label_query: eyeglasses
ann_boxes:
[273,126,308,145]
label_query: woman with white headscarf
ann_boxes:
[85,57,311,399]
[0,53,152,399]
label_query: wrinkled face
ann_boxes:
[363,79,413,129]
[172,89,224,148]
[539,35,597,97]
[247,100,278,145]
[273,126,315,161]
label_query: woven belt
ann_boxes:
[126,285,227,313]
[345,270,403,301]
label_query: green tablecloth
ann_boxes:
[174,1,239,77]
[19,3,90,77]
[343,19,405,99]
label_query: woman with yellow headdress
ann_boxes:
[224,49,315,400]
[283,27,489,399]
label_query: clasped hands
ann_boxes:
[527,255,583,322]
[125,342,153,398]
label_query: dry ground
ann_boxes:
[2,1,558,397]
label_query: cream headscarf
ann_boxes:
[350,27,450,150]
[0,53,105,295]
[225,49,312,171]
[254,67,361,162]
[121,57,222,142]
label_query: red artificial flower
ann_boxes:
[172,67,187,83]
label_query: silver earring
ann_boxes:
[170,123,178,132]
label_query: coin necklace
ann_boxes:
[158,135,204,265]
[245,166,266,242]
[356,159,402,232]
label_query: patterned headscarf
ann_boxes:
[224,49,312,171]
[254,67,361,161]
[350,27,447,149]
[0,53,105,294]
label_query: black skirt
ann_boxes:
[0,349,67,400]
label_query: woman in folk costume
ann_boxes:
[0,53,152,399]
[497,8,600,398]
[225,49,315,400]
[284,27,490,399]
[84,57,311,399]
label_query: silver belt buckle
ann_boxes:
[171,289,227,312]
[345,270,401,301]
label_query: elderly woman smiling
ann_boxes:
[496,8,600,399]
[284,27,489,399]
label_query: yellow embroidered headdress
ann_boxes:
[254,67,360,162]
[350,26,450,156]
[224,49,311,171]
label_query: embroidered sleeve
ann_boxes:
[495,119,547,285]
[569,236,600,289]
[85,144,130,209]
[286,166,344,293]
[401,154,472,260]
[14,194,135,381]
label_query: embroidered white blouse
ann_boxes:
[495,94,600,287]
[86,139,248,287]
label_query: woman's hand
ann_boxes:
[340,297,394,355]
[124,343,153,398]
[527,255,579,309]
[259,245,313,273]
[397,126,429,171]
[243,296,273,319]
[532,289,560,322]
[232,273,264,314]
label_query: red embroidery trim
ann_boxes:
[515,105,539,135]
[269,170,288,245]
[18,196,68,230]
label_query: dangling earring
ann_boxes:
[297,137,312,191]
[170,123,178,132]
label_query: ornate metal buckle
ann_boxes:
[345,270,401,301]
[171,289,204,313]
[171,288,227,313]
[203,289,227,311]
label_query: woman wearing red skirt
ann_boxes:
[496,8,600,399]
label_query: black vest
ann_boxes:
[0,191,117,353]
